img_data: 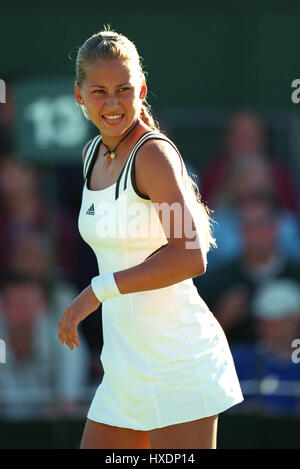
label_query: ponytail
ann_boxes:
[184,173,217,254]
[139,102,160,133]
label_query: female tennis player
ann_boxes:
[57,28,243,449]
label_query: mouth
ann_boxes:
[102,114,125,125]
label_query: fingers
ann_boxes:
[58,309,80,351]
[59,328,80,350]
[57,286,100,350]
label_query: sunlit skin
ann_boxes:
[74,59,147,149]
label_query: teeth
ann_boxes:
[104,115,122,120]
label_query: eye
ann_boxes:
[119,87,131,92]
[92,89,105,94]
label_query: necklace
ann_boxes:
[102,120,140,159]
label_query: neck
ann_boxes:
[101,119,140,155]
[101,134,123,150]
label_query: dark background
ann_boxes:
[2,0,300,170]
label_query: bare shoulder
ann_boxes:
[82,138,94,164]
[135,137,185,200]
[137,138,183,174]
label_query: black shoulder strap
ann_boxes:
[83,135,102,180]
[114,132,153,200]
[117,132,184,200]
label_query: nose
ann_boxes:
[106,93,119,109]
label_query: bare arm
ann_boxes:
[114,140,207,294]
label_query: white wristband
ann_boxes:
[91,272,121,303]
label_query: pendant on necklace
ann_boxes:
[110,152,116,159]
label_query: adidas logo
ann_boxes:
[86,203,95,215]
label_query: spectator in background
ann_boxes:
[201,111,299,214]
[0,272,90,420]
[231,278,300,415]
[0,154,80,286]
[6,229,103,385]
[6,230,78,320]
[209,153,300,269]
[194,197,300,344]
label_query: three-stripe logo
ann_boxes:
[86,203,95,215]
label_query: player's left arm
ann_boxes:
[114,139,207,293]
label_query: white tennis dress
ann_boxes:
[78,131,243,430]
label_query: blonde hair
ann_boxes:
[75,27,216,253]
[75,28,159,131]
[183,170,217,254]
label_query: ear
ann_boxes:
[74,82,84,105]
[139,82,147,100]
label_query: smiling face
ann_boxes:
[75,58,147,139]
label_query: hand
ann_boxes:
[58,285,100,350]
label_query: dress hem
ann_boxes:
[86,395,244,431]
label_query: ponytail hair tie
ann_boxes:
[85,34,119,51]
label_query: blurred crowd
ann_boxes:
[0,80,103,420]
[0,84,300,420]
[194,111,300,416]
